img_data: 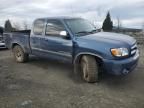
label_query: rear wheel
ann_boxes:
[80,55,99,83]
[12,45,29,63]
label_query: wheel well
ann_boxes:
[12,43,19,49]
[75,54,103,66]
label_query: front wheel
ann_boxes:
[80,55,99,83]
[12,45,29,63]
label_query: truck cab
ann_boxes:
[4,17,139,83]
[30,18,73,63]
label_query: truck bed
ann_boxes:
[4,30,31,53]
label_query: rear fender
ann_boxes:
[12,43,26,53]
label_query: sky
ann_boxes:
[0,0,144,29]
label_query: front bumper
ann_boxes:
[103,50,139,75]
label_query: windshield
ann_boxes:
[65,18,97,36]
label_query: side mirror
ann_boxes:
[60,31,70,39]
[60,31,67,36]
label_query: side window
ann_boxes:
[45,20,65,36]
[33,19,45,35]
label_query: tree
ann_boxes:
[4,20,13,32]
[0,26,3,35]
[116,16,122,32]
[13,22,20,30]
[102,12,113,31]
[23,21,29,30]
[117,17,122,30]
[142,21,144,37]
[142,21,144,32]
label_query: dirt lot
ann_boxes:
[0,46,144,108]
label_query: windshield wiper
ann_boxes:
[89,29,97,33]
[75,31,90,35]
[75,30,98,36]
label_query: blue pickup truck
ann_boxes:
[4,17,139,83]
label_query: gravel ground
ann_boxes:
[0,46,144,108]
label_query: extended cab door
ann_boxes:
[40,19,73,62]
[30,19,46,55]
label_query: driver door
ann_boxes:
[40,19,73,62]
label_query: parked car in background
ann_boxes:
[4,17,139,83]
[0,35,6,49]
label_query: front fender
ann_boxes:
[73,52,104,64]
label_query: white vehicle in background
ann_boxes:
[0,35,6,49]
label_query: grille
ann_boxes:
[131,43,137,56]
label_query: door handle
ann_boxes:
[37,37,41,39]
[45,38,49,41]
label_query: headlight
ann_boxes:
[111,48,129,57]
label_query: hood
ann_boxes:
[77,32,136,47]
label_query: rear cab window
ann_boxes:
[33,19,45,35]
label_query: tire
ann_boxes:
[80,55,99,83]
[12,45,29,63]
